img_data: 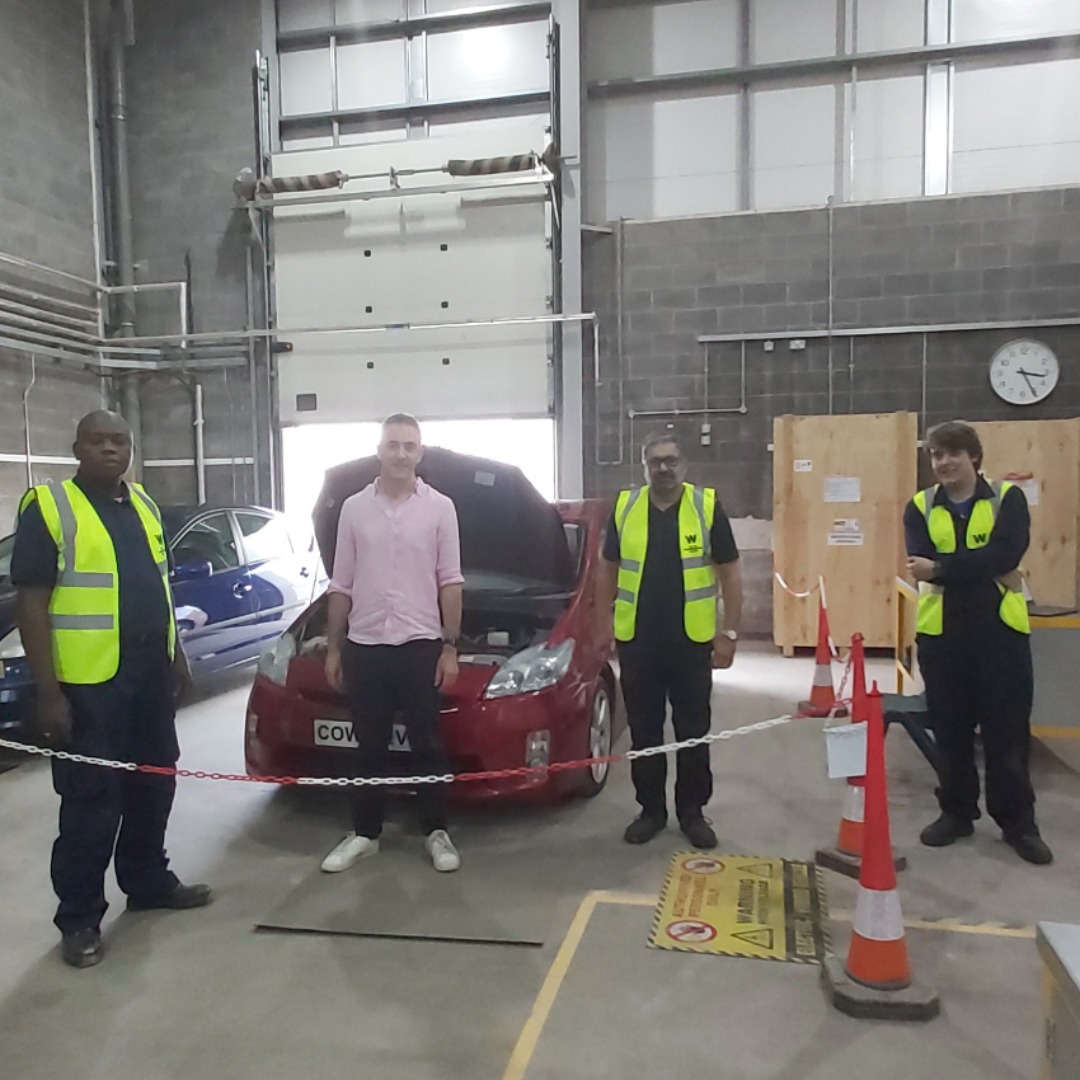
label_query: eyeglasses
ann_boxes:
[645,455,681,470]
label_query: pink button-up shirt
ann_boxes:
[328,478,464,646]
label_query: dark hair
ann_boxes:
[926,420,982,470]
[641,430,684,461]
[382,412,421,432]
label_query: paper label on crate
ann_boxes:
[824,475,861,503]
[794,459,813,473]
[827,518,864,546]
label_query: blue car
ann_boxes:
[0,505,323,740]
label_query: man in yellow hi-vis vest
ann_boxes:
[597,432,742,849]
[905,420,1051,865]
[11,411,212,969]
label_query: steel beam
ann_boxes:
[278,2,552,51]
[588,31,1080,98]
[698,317,1080,345]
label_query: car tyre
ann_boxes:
[578,681,613,798]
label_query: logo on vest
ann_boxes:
[972,533,988,544]
[685,533,702,553]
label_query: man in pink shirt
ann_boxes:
[320,414,465,873]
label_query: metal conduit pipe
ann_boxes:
[22,356,37,490]
[107,0,142,468]
[194,381,207,505]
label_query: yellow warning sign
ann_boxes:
[649,854,828,963]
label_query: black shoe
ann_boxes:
[127,883,213,912]
[61,928,103,969]
[919,814,974,847]
[1005,831,1054,866]
[680,816,718,850]
[624,814,666,845]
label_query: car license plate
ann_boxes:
[313,720,411,751]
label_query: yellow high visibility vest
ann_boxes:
[18,480,177,684]
[912,480,1029,636]
[613,483,717,643]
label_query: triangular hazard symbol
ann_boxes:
[731,928,775,950]
[737,862,775,879]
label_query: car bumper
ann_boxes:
[0,659,36,742]
[244,672,593,802]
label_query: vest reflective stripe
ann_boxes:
[613,483,717,643]
[18,480,177,684]
[913,481,1030,636]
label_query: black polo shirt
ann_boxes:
[11,477,171,643]
[903,475,1029,638]
[603,490,739,645]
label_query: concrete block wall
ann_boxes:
[0,0,106,528]
[583,187,1080,633]
[126,0,270,507]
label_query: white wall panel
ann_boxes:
[335,0,406,24]
[586,0,739,82]
[271,122,553,423]
[336,40,408,109]
[752,84,836,209]
[585,94,738,220]
[952,58,1080,192]
[280,48,333,116]
[278,0,333,33]
[851,75,924,200]
[953,0,1080,43]
[853,0,925,52]
[752,0,837,63]
[427,21,550,100]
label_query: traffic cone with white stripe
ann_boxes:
[815,635,906,879]
[822,683,939,1021]
[797,583,847,718]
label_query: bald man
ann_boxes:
[12,411,211,969]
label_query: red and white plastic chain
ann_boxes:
[830,651,855,713]
[0,715,793,789]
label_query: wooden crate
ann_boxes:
[970,419,1080,611]
[773,413,918,652]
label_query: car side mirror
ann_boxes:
[172,560,213,582]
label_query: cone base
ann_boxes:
[814,847,908,880]
[821,954,940,1021]
[797,701,850,718]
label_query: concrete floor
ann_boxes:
[0,644,1075,1080]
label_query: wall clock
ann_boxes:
[989,339,1059,405]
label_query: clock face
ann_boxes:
[989,340,1060,406]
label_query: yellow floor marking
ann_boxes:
[501,889,1031,1079]
[1032,726,1080,740]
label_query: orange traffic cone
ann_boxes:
[816,635,906,878]
[821,683,939,1021]
[798,586,846,718]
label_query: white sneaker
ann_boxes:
[320,833,379,873]
[425,830,461,873]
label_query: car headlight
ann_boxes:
[484,639,575,699]
[257,633,296,687]
[0,628,25,660]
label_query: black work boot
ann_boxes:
[679,816,718,850]
[919,813,974,847]
[1005,830,1053,866]
[127,883,213,912]
[61,928,103,969]
[624,814,666,845]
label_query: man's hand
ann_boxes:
[907,556,938,583]
[171,649,194,706]
[712,636,736,670]
[325,648,344,693]
[435,646,459,690]
[36,688,73,748]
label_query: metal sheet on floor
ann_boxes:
[649,853,829,963]
[255,842,556,946]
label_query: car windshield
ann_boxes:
[462,570,571,597]
[0,533,13,581]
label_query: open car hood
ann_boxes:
[313,447,575,590]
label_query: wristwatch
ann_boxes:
[718,629,738,642]
[442,635,459,649]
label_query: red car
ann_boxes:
[244,449,622,802]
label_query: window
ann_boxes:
[173,514,240,574]
[237,513,295,564]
